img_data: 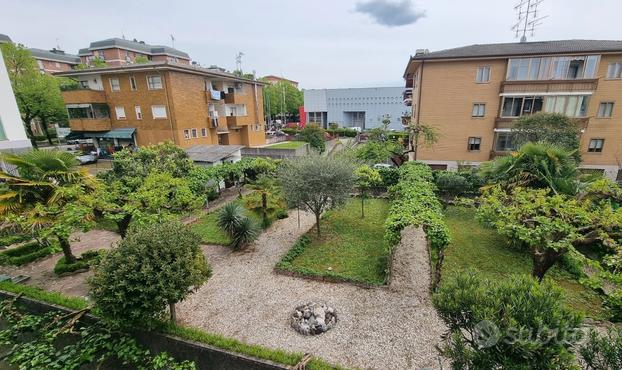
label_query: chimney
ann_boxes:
[415,49,429,56]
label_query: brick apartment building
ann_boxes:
[261,75,299,87]
[403,39,622,179]
[1,33,81,74]
[55,61,267,149]
[78,38,191,66]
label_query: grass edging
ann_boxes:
[54,250,103,275]
[0,282,348,370]
[274,235,382,288]
[0,241,60,266]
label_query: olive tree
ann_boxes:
[89,222,210,326]
[278,155,356,236]
[355,165,382,218]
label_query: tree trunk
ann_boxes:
[531,248,564,282]
[116,214,133,238]
[261,192,268,226]
[40,117,53,145]
[361,194,365,218]
[22,117,37,148]
[315,213,321,237]
[58,236,76,264]
[169,300,176,323]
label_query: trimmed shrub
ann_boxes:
[0,234,30,247]
[54,249,102,275]
[0,241,59,266]
[434,272,583,369]
[281,128,299,135]
[384,162,450,250]
[434,171,469,199]
[378,167,399,188]
[326,128,358,137]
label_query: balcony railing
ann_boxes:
[500,79,598,94]
[62,89,107,104]
[69,118,112,132]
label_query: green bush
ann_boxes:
[0,241,59,266]
[217,203,260,250]
[276,235,311,268]
[274,208,289,220]
[0,234,30,247]
[54,249,102,275]
[281,128,299,135]
[206,187,219,201]
[300,124,326,153]
[378,167,399,187]
[384,162,450,251]
[434,272,583,369]
[326,128,357,137]
[434,171,470,198]
[579,328,622,370]
[605,290,622,322]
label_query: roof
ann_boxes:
[80,38,190,59]
[29,48,81,64]
[0,34,11,43]
[185,145,244,163]
[83,128,136,139]
[411,39,622,61]
[54,60,267,85]
[262,75,299,84]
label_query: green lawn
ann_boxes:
[443,206,606,319]
[283,198,390,285]
[267,141,306,149]
[190,210,231,245]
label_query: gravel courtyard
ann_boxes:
[178,210,446,370]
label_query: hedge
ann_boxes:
[54,250,103,275]
[0,234,30,247]
[326,128,358,137]
[0,241,60,266]
[384,162,450,251]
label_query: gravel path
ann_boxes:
[177,210,446,370]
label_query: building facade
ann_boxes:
[403,40,622,179]
[55,62,266,149]
[29,48,81,74]
[78,38,190,67]
[304,87,406,131]
[0,48,32,158]
[261,75,299,87]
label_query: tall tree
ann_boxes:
[262,80,303,119]
[278,155,356,236]
[1,43,68,147]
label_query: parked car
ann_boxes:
[76,153,98,165]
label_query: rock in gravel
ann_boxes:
[291,302,337,335]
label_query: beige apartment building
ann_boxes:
[403,40,622,180]
[55,61,267,149]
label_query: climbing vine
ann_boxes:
[0,297,195,370]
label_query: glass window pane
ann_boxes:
[517,59,530,80]
[538,57,551,79]
[584,56,599,78]
[508,59,519,80]
[529,58,540,80]
[565,96,578,116]
[554,96,566,113]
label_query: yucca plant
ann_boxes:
[216,202,245,236]
[229,216,260,251]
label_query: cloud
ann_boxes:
[355,0,425,27]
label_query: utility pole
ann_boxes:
[235,52,244,73]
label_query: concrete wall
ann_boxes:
[0,48,32,152]
[242,143,310,159]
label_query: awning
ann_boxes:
[83,128,136,139]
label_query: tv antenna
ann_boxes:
[235,52,244,72]
[512,0,548,42]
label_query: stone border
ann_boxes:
[0,290,289,370]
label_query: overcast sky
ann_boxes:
[2,0,621,89]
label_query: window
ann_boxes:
[147,75,163,90]
[191,129,198,138]
[598,102,614,118]
[476,66,491,83]
[129,76,137,91]
[607,63,622,79]
[501,96,544,117]
[135,106,142,120]
[588,139,604,153]
[66,104,109,119]
[183,129,190,140]
[507,55,599,81]
[467,137,481,151]
[115,106,126,120]
[201,128,207,137]
[472,103,486,117]
[495,132,515,152]
[79,80,89,88]
[544,95,590,117]
[151,105,167,119]
[109,78,120,92]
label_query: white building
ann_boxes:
[304,87,406,131]
[0,48,32,162]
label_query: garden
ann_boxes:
[2,112,622,369]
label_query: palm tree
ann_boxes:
[216,202,260,250]
[479,142,579,195]
[245,175,279,227]
[0,150,98,263]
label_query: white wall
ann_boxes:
[78,74,104,90]
[0,48,31,152]
[303,89,327,112]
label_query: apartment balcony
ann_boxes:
[69,118,112,132]
[403,88,413,107]
[226,115,252,127]
[224,91,244,104]
[61,88,107,104]
[495,117,590,130]
[500,79,598,95]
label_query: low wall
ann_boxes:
[0,291,289,370]
[242,143,310,159]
